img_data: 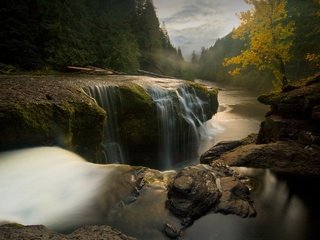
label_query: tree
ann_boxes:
[191,50,198,64]
[305,0,320,67]
[177,47,184,61]
[224,0,295,90]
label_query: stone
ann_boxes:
[214,176,256,217]
[209,141,320,176]
[200,140,242,164]
[201,134,258,164]
[0,224,136,240]
[166,165,220,220]
[166,164,256,223]
[164,223,181,239]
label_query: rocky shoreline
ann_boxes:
[201,73,320,176]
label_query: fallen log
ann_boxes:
[137,69,174,79]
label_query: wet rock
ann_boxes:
[201,134,258,164]
[166,165,220,220]
[166,164,256,223]
[210,141,320,176]
[214,177,256,217]
[0,224,136,240]
[200,140,242,164]
[164,223,181,239]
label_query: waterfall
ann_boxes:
[146,85,208,168]
[85,86,125,164]
[85,83,211,169]
[145,87,176,169]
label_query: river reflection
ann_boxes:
[185,168,320,240]
[198,82,269,154]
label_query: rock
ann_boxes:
[166,164,256,223]
[201,134,258,164]
[208,141,320,176]
[258,78,320,119]
[312,105,320,121]
[0,75,106,162]
[214,177,256,217]
[257,115,314,144]
[164,223,181,239]
[200,140,242,164]
[0,224,136,240]
[166,165,220,221]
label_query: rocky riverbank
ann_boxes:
[201,73,320,176]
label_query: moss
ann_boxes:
[188,82,219,120]
[0,99,106,162]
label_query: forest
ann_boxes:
[0,0,188,77]
[1,0,319,91]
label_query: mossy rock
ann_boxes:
[116,83,158,163]
[0,100,105,162]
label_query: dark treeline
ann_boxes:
[194,0,320,91]
[0,0,191,77]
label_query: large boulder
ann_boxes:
[166,164,256,226]
[0,75,105,162]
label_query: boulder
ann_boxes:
[201,134,258,164]
[0,224,136,240]
[205,141,320,176]
[166,164,256,224]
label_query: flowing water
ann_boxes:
[85,85,125,164]
[85,82,209,169]
[1,83,319,239]
[199,81,269,154]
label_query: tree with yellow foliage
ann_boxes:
[224,0,295,90]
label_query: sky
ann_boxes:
[153,0,251,59]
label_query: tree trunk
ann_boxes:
[280,58,288,88]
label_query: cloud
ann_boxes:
[153,0,251,58]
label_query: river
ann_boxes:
[198,81,269,156]
[1,83,319,239]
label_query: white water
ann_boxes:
[0,147,179,239]
[85,85,125,164]
[146,85,209,168]
[86,83,214,169]
[0,147,113,228]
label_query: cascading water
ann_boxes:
[146,85,209,168]
[85,82,212,169]
[145,87,176,169]
[85,85,125,164]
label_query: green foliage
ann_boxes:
[0,0,183,75]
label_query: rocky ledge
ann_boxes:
[0,224,136,240]
[201,74,320,176]
[0,74,218,164]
